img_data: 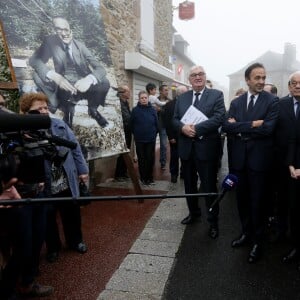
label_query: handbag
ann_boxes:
[78,180,91,206]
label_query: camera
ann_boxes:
[0,112,76,192]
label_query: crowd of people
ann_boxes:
[116,63,300,269]
[2,62,300,298]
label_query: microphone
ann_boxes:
[209,174,238,212]
[0,113,51,132]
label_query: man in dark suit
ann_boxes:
[173,65,225,239]
[29,16,110,128]
[278,71,300,266]
[269,81,295,243]
[161,85,187,183]
[223,63,278,263]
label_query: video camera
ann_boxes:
[0,112,77,191]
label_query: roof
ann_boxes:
[228,49,300,77]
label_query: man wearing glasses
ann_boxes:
[274,71,300,268]
[173,65,225,239]
[29,16,110,128]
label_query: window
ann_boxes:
[140,0,154,51]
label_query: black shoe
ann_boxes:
[74,242,88,254]
[181,215,195,225]
[248,244,261,264]
[209,225,219,239]
[46,252,59,263]
[171,175,177,183]
[88,107,108,127]
[181,213,201,225]
[231,234,249,248]
[282,248,299,263]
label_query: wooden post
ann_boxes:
[0,20,18,89]
[122,152,144,203]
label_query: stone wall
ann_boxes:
[101,0,173,88]
[96,0,173,184]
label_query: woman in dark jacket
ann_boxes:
[131,91,158,185]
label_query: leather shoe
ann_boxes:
[282,248,299,263]
[248,244,261,263]
[209,225,219,239]
[231,234,249,248]
[181,213,201,225]
[181,215,195,225]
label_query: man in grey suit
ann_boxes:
[173,65,226,239]
[29,16,110,128]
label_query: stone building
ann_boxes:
[228,43,300,104]
[96,0,176,182]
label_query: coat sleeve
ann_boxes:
[65,125,89,175]
[223,98,278,137]
[194,90,226,137]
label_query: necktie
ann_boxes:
[296,102,300,119]
[64,44,74,65]
[194,92,201,109]
[248,94,255,113]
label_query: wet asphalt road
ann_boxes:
[163,166,300,300]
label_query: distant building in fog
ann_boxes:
[228,43,300,102]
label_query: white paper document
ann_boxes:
[180,105,208,125]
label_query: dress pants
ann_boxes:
[181,145,219,225]
[169,142,179,177]
[232,168,267,243]
[289,179,300,248]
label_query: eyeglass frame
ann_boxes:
[190,72,206,78]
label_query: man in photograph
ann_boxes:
[29,16,110,128]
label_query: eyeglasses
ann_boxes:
[290,81,300,87]
[190,72,206,78]
[55,27,71,34]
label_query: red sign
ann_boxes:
[179,1,195,20]
[177,64,183,74]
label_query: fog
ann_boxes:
[172,0,300,89]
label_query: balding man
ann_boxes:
[29,16,110,128]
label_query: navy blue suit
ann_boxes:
[223,91,278,242]
[286,106,300,248]
[173,88,225,225]
[272,96,297,235]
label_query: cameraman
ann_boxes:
[19,92,89,263]
[0,92,54,298]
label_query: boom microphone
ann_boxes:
[209,174,238,212]
[0,113,51,132]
